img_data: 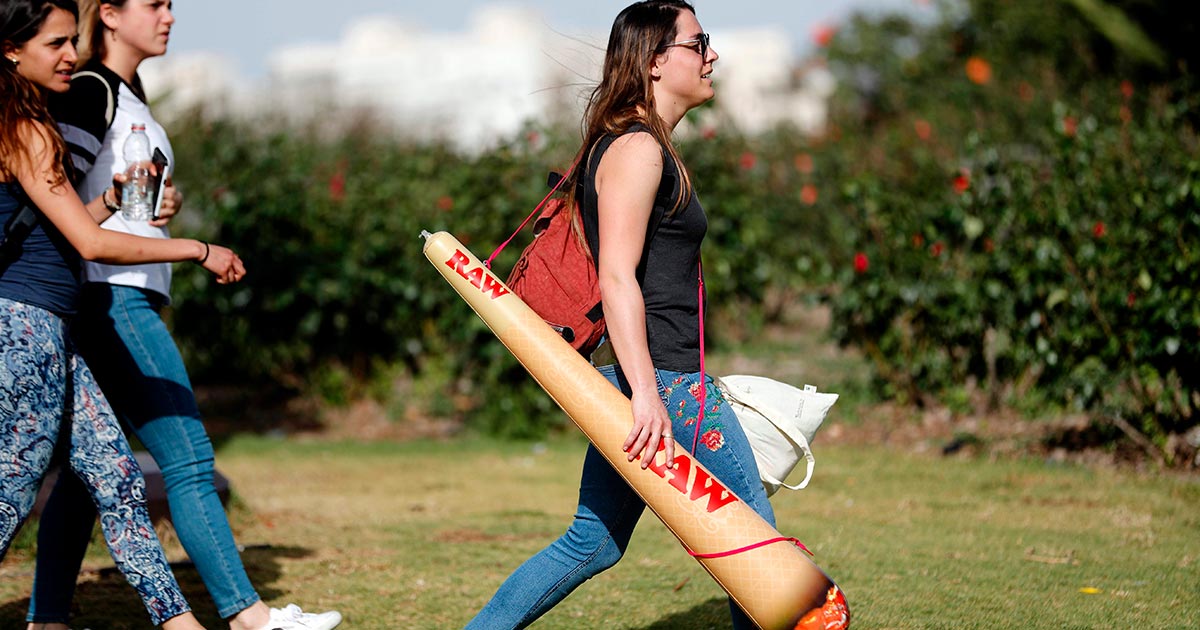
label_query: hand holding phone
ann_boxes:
[149,147,170,220]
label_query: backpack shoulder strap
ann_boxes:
[1,186,40,268]
[49,68,119,178]
[484,158,580,268]
[70,70,117,129]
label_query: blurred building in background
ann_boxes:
[143,6,834,147]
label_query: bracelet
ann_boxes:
[197,241,210,264]
[102,187,121,213]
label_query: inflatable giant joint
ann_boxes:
[421,230,849,630]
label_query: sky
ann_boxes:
[166,0,923,78]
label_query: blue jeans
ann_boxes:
[28,284,260,622]
[0,297,190,626]
[466,365,774,630]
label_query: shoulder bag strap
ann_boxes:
[71,70,117,129]
[484,157,579,269]
[1,188,40,269]
[690,260,706,453]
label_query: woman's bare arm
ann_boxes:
[12,120,244,283]
[596,131,676,468]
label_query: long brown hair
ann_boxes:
[75,1,147,98]
[0,0,79,186]
[74,0,118,68]
[565,0,697,234]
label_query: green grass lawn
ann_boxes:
[2,435,1196,629]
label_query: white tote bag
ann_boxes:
[715,375,838,497]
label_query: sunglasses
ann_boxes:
[661,33,710,59]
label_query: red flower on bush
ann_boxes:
[930,241,944,257]
[795,152,814,174]
[965,56,992,85]
[812,24,837,48]
[983,237,994,253]
[436,195,454,212]
[328,170,346,202]
[1121,80,1134,100]
[740,152,757,171]
[912,233,925,248]
[526,130,541,148]
[853,252,869,274]
[1127,292,1136,308]
[700,429,725,452]
[702,127,717,140]
[800,184,819,206]
[953,170,970,194]
[1018,81,1034,102]
[1092,221,1105,238]
[1063,116,1077,137]
[914,119,932,141]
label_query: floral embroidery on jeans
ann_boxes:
[673,378,726,452]
[700,429,726,451]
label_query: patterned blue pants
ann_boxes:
[0,297,190,625]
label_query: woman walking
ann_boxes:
[1,0,244,627]
[465,2,774,628]
[25,2,341,629]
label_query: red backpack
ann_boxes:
[487,141,670,357]
[486,166,606,356]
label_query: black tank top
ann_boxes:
[580,126,707,372]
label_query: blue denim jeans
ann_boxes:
[466,364,774,630]
[0,297,191,626]
[28,284,260,622]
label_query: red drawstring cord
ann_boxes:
[684,263,811,562]
[484,158,580,270]
[680,264,811,562]
[687,536,814,559]
[691,261,705,454]
[489,167,706,453]
[493,193,792,562]
[492,166,800,562]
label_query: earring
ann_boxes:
[6,57,16,66]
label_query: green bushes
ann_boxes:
[166,118,571,436]
[814,0,1199,458]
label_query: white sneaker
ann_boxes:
[262,603,343,630]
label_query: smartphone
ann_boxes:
[149,147,170,220]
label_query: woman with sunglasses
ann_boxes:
[0,0,246,628]
[465,2,774,628]
[22,2,341,630]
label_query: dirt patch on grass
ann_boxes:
[434,529,549,544]
[311,398,462,442]
[818,399,1200,473]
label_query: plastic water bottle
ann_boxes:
[121,123,153,221]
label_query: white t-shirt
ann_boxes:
[53,62,175,300]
